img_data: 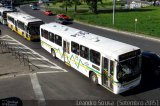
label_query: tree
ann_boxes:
[86,0,98,14]
[59,0,72,13]
[73,0,78,13]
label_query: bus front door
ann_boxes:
[63,40,70,66]
[102,57,113,90]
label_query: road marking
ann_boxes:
[37,71,67,74]
[19,51,37,54]
[10,47,28,49]
[7,42,19,45]
[30,64,56,68]
[30,73,46,106]
[28,57,47,60]
[29,64,65,70]
[0,39,14,42]
[0,71,66,79]
[1,35,67,72]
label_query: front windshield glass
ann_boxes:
[117,56,141,83]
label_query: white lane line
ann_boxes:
[30,73,46,106]
[29,64,62,69]
[7,42,19,45]
[0,37,12,40]
[28,57,47,60]
[11,47,27,49]
[0,37,15,42]
[19,51,37,54]
[37,71,67,74]
[3,35,67,72]
[0,36,8,38]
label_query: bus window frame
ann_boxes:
[90,49,101,66]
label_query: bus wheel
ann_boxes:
[51,49,56,58]
[90,72,98,85]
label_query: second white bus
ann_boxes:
[0,7,13,24]
[40,22,141,94]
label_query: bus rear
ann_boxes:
[27,21,44,41]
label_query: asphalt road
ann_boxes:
[20,5,160,55]
[20,4,160,99]
[0,4,159,106]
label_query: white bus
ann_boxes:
[0,7,13,24]
[7,12,44,41]
[40,22,141,94]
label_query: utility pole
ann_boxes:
[11,0,13,10]
[113,0,116,25]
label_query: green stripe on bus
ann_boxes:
[41,41,101,75]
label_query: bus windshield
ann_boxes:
[117,56,141,83]
[28,21,43,35]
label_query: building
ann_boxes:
[125,0,150,9]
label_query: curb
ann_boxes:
[20,5,160,43]
[74,21,160,43]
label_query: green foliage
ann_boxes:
[68,6,160,38]
[85,0,98,13]
[48,1,160,38]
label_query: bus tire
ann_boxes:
[51,49,56,58]
[90,72,98,85]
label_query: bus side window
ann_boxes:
[104,58,108,71]
[80,45,89,60]
[49,32,54,43]
[44,30,49,39]
[55,34,62,46]
[110,60,114,76]
[17,20,25,31]
[90,49,100,66]
[8,16,14,24]
[71,41,79,55]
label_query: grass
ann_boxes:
[46,1,160,38]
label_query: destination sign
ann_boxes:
[119,49,141,61]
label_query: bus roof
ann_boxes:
[40,22,140,59]
[0,7,13,13]
[7,12,43,25]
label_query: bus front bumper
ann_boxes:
[113,75,141,94]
